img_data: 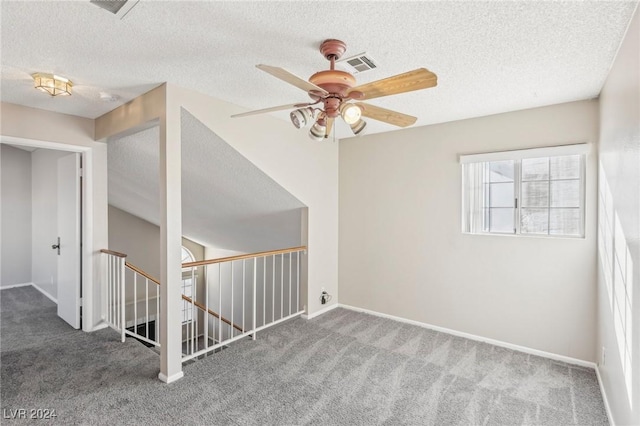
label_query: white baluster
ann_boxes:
[231,261,234,338]
[242,259,245,333]
[252,257,257,340]
[120,258,125,343]
[205,265,209,350]
[145,278,149,340]
[289,252,292,316]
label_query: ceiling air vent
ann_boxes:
[90,0,129,14]
[336,53,378,74]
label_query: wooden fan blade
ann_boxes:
[349,68,437,101]
[355,102,417,127]
[256,64,329,95]
[231,103,300,118]
[325,117,334,138]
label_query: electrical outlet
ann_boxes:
[601,346,606,366]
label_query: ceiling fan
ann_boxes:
[231,39,438,140]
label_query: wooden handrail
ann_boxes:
[182,245,307,268]
[124,261,242,332]
[181,295,242,332]
[100,249,127,258]
[125,261,160,285]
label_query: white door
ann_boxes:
[56,153,81,329]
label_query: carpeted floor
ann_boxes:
[1,286,608,425]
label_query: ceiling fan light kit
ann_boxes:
[350,118,367,135]
[231,39,437,140]
[309,120,327,141]
[32,72,73,96]
[290,107,313,129]
[340,103,362,125]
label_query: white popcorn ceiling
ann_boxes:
[1,1,637,139]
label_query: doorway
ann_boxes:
[0,143,83,329]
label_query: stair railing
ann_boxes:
[101,245,307,362]
[101,249,162,346]
[181,245,307,362]
[101,249,128,343]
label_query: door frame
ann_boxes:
[1,136,96,332]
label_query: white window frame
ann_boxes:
[460,143,589,238]
[181,247,197,324]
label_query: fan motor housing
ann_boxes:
[309,70,356,96]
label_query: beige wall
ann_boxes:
[597,6,640,425]
[339,99,599,362]
[108,205,204,278]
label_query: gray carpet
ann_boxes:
[1,286,608,425]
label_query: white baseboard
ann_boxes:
[595,365,615,426]
[158,371,184,384]
[339,303,596,369]
[1,282,34,290]
[301,303,339,320]
[1,282,58,304]
[30,283,58,304]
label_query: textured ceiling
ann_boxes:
[1,1,637,139]
[108,109,305,252]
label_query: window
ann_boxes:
[181,247,196,324]
[461,144,587,237]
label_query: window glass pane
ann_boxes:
[483,208,490,232]
[521,181,549,207]
[489,160,514,182]
[522,157,549,181]
[489,182,514,207]
[550,155,580,180]
[521,208,549,234]
[483,183,490,206]
[461,151,583,238]
[181,247,195,263]
[490,208,515,233]
[550,180,580,207]
[550,208,581,235]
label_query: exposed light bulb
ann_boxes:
[340,103,362,125]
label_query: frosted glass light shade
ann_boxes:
[32,73,72,96]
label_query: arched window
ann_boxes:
[181,246,196,324]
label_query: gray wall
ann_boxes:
[339,99,599,362]
[1,144,32,287]
[597,7,639,425]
